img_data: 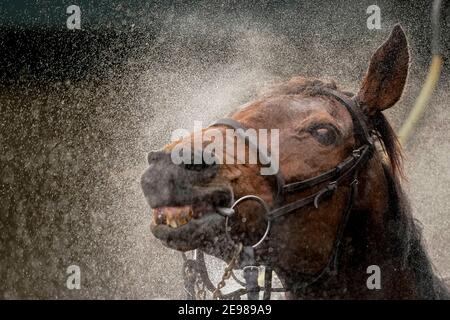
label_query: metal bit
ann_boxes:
[216,207,235,217]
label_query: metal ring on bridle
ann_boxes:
[225,195,271,249]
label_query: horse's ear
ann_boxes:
[356,24,409,115]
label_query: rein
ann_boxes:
[181,88,376,299]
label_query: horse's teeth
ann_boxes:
[168,218,178,228]
[152,205,195,227]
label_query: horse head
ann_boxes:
[140,25,437,299]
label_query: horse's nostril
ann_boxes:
[183,151,218,172]
[183,162,216,172]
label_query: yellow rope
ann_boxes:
[398,55,443,144]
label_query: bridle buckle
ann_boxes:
[243,265,259,272]
[313,181,338,208]
[352,148,362,158]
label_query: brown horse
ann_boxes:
[141,25,449,299]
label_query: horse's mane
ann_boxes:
[383,163,450,299]
[259,77,449,298]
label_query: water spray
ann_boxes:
[398,0,445,144]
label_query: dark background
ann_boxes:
[1,0,449,299]
[1,0,449,84]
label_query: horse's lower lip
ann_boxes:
[150,213,226,251]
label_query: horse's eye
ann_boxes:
[309,124,338,146]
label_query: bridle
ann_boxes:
[181,87,376,299]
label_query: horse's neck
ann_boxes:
[329,207,416,299]
[283,207,414,299]
[284,160,443,299]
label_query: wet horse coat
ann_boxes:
[141,25,449,299]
